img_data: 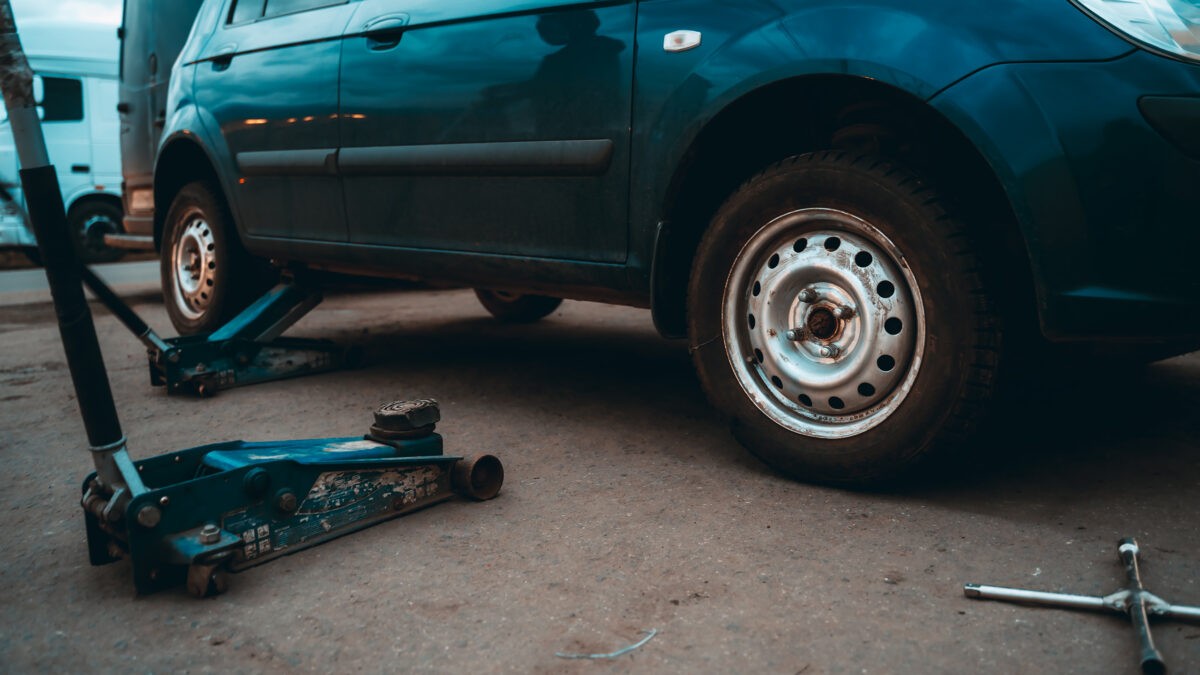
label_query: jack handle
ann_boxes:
[0,4,146,517]
[79,265,175,358]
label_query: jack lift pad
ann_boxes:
[82,400,504,597]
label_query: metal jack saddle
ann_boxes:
[81,266,351,397]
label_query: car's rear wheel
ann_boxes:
[161,181,269,335]
[474,289,562,323]
[688,151,1001,485]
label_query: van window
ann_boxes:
[228,0,265,24]
[264,0,345,19]
[41,77,84,123]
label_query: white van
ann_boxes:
[0,19,124,263]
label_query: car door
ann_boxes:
[193,0,358,241]
[338,0,635,263]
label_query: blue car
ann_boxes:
[147,0,1200,484]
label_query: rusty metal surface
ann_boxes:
[0,3,35,110]
[223,463,454,571]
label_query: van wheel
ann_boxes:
[687,152,1001,486]
[68,200,124,264]
[161,181,267,335]
[474,289,562,323]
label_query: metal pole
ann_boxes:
[963,584,1111,611]
[0,3,144,512]
[79,266,174,355]
[1118,539,1167,675]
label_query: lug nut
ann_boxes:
[198,523,221,545]
[785,328,803,341]
[818,345,840,358]
[834,305,856,319]
[797,288,817,303]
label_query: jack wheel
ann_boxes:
[186,562,230,598]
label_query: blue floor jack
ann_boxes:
[81,265,354,397]
[1,8,504,598]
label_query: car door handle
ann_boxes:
[362,15,408,51]
[211,44,237,71]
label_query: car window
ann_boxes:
[227,0,265,24]
[263,0,345,19]
[40,77,84,123]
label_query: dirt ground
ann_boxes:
[2,281,1199,673]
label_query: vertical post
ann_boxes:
[0,3,144,512]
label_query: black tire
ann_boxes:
[474,289,562,323]
[687,151,1001,486]
[160,181,270,335]
[67,199,124,264]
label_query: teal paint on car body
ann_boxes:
[932,49,1200,338]
[150,0,1200,483]
[338,1,636,262]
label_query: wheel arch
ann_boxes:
[152,134,225,251]
[64,191,124,219]
[650,74,1035,342]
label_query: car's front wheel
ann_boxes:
[160,181,268,335]
[688,152,1001,485]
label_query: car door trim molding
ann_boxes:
[338,139,614,177]
[237,149,338,176]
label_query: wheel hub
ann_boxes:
[82,213,117,248]
[806,306,838,340]
[171,214,217,321]
[724,208,924,439]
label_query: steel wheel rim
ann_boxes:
[722,207,924,439]
[171,211,216,321]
